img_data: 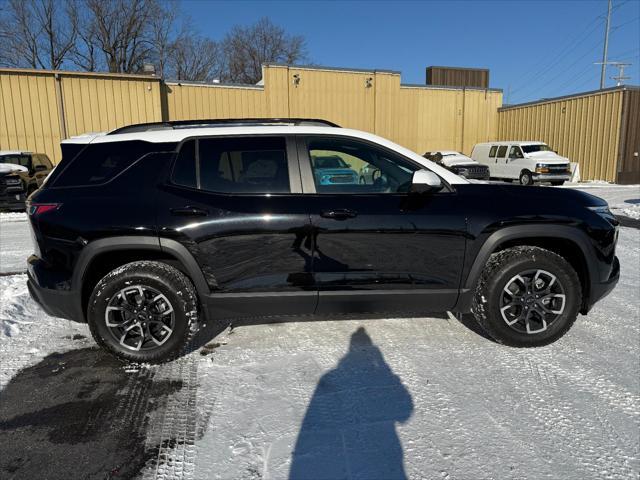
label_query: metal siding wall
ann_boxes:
[0,71,62,164]
[497,90,623,182]
[61,75,162,138]
[287,68,375,131]
[165,83,268,120]
[1,66,502,166]
[617,89,640,184]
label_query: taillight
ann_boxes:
[29,203,61,216]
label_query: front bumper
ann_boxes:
[532,173,571,182]
[583,255,620,313]
[0,192,26,210]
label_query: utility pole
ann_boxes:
[600,0,612,89]
[611,63,631,86]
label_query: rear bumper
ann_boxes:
[27,256,84,322]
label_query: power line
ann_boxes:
[508,15,604,94]
[511,36,604,101]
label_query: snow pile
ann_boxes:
[0,274,89,389]
[0,212,27,222]
[0,274,39,337]
[615,206,640,220]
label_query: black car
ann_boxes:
[423,151,490,180]
[27,119,620,363]
[0,151,54,210]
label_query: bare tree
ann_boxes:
[222,17,306,84]
[0,0,77,70]
[148,0,180,77]
[167,35,224,82]
[80,0,156,73]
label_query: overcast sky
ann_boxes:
[183,0,640,104]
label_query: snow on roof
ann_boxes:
[0,150,32,155]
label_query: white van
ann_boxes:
[471,141,571,185]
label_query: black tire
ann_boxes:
[519,170,534,186]
[87,261,199,363]
[551,181,565,186]
[471,246,581,347]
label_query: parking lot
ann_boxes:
[0,184,638,480]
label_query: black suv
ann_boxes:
[0,151,53,210]
[27,119,620,362]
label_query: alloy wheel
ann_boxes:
[105,285,175,351]
[499,269,566,334]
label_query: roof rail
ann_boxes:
[108,118,341,135]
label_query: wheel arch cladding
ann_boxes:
[76,236,209,320]
[465,225,594,308]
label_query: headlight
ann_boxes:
[535,164,549,174]
[588,205,617,223]
[588,205,612,215]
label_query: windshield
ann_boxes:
[522,144,552,154]
[0,155,31,167]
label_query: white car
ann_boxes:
[423,151,490,180]
[471,142,571,185]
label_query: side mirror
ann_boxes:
[410,169,443,194]
[34,164,47,172]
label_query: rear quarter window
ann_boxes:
[52,141,173,187]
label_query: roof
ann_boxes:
[61,124,469,186]
[500,85,640,111]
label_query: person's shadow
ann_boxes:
[289,327,413,480]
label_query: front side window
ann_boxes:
[496,146,508,158]
[306,137,418,194]
[509,146,524,159]
[488,146,497,157]
[172,136,290,194]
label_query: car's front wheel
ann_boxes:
[87,261,198,363]
[472,246,581,347]
[519,170,534,185]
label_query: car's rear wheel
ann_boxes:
[519,170,533,185]
[87,261,198,363]
[471,246,581,347]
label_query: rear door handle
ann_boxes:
[170,206,209,216]
[320,209,358,220]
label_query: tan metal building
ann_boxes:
[1,64,501,165]
[426,66,490,89]
[1,65,638,184]
[497,86,640,184]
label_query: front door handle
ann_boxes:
[320,209,358,220]
[170,206,209,216]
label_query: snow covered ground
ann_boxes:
[0,185,638,480]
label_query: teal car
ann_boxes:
[312,155,359,186]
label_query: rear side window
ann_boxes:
[496,146,508,158]
[53,141,159,187]
[488,146,497,157]
[172,136,290,194]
